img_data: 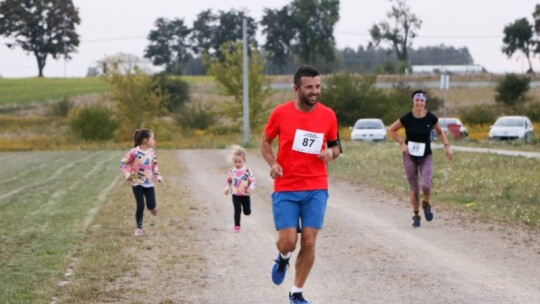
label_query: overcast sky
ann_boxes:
[1,0,539,78]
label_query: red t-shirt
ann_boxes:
[264,100,338,191]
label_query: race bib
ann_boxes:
[407,141,426,157]
[292,129,324,154]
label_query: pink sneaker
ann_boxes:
[233,226,241,233]
[150,208,158,216]
[134,228,144,236]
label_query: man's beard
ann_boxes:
[298,93,318,107]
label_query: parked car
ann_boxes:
[489,116,534,141]
[350,118,386,142]
[438,117,468,138]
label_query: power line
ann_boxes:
[1,37,136,47]
[335,30,502,39]
[0,35,147,47]
[81,35,146,43]
[0,31,505,50]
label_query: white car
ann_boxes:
[438,117,468,138]
[489,116,534,141]
[350,118,386,142]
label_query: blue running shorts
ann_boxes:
[272,190,328,230]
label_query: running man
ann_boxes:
[261,65,341,304]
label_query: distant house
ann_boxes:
[86,53,162,76]
[411,65,485,74]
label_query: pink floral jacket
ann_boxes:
[120,147,161,187]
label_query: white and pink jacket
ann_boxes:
[226,166,256,196]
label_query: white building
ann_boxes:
[87,53,162,76]
[411,65,485,74]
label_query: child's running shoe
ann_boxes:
[233,225,241,233]
[134,228,144,236]
[289,292,311,304]
[271,253,289,285]
[150,208,158,216]
[411,214,421,228]
[422,203,433,221]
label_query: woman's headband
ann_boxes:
[413,92,426,101]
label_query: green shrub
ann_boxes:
[522,102,540,122]
[107,68,164,140]
[321,74,436,126]
[321,73,386,126]
[495,74,530,106]
[151,74,191,113]
[459,105,498,125]
[49,96,72,117]
[177,103,216,130]
[70,106,118,140]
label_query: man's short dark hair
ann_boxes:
[294,66,320,87]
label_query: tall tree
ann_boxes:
[261,0,339,69]
[290,0,340,65]
[205,42,272,129]
[533,4,540,51]
[144,17,192,75]
[370,0,421,72]
[0,0,80,77]
[260,6,296,70]
[502,18,535,73]
[191,10,216,55]
[191,9,257,61]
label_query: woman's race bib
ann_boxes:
[292,129,324,154]
[407,141,426,157]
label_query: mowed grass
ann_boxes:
[54,150,200,303]
[0,77,109,107]
[0,151,122,303]
[0,150,198,303]
[331,141,540,227]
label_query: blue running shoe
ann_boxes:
[289,292,310,304]
[412,214,421,228]
[423,203,434,221]
[271,253,289,285]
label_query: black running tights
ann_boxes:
[232,195,251,226]
[132,185,156,228]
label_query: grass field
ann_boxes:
[0,151,121,303]
[0,77,109,108]
[332,141,540,227]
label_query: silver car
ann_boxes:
[489,116,534,141]
[350,118,386,142]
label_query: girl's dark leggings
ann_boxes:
[132,185,156,229]
[232,195,251,226]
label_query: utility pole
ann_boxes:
[63,18,67,78]
[242,17,250,144]
[440,73,450,117]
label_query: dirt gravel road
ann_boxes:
[126,149,540,304]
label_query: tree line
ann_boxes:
[1,0,475,77]
[3,0,540,77]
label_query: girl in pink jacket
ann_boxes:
[120,129,162,236]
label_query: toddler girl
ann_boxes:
[224,145,256,233]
